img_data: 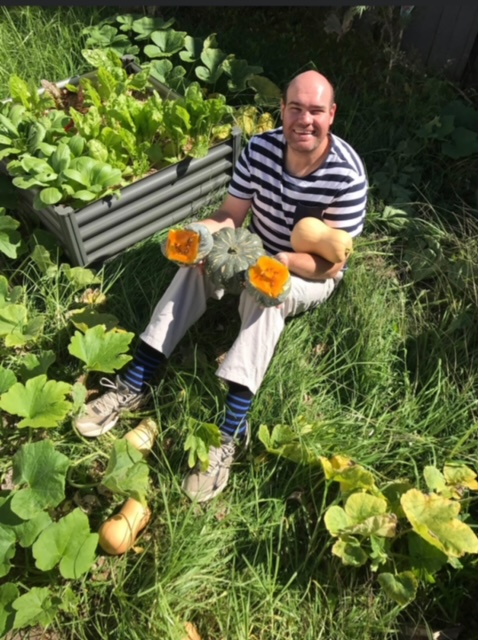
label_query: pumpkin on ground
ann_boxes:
[161,222,214,266]
[245,255,291,307]
[290,217,353,263]
[205,226,264,294]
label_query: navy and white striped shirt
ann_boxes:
[228,127,368,256]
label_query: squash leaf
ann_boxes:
[0,366,16,394]
[145,29,187,58]
[331,536,368,567]
[101,439,150,503]
[401,489,478,557]
[32,508,98,579]
[11,440,70,519]
[0,209,21,260]
[68,324,134,373]
[0,374,72,429]
[195,47,228,84]
[222,58,263,93]
[0,582,19,637]
[12,587,59,630]
[0,527,16,578]
[377,571,418,607]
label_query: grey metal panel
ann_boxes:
[80,158,232,240]
[74,136,237,225]
[86,191,219,264]
[84,172,229,254]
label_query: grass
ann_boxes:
[2,5,478,640]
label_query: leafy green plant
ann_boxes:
[81,14,281,108]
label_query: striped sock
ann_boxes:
[220,382,253,440]
[120,340,167,393]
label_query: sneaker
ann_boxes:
[74,376,150,438]
[181,423,251,503]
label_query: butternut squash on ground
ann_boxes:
[98,498,151,555]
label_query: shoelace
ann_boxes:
[94,377,134,411]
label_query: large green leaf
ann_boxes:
[32,508,98,579]
[12,587,59,630]
[102,439,150,503]
[0,209,21,259]
[331,536,368,567]
[68,325,134,373]
[195,47,228,84]
[222,58,263,92]
[18,351,55,382]
[377,571,418,607]
[0,374,72,429]
[0,366,17,394]
[145,29,187,58]
[131,15,176,40]
[0,583,19,637]
[179,35,204,63]
[0,527,16,577]
[401,489,478,557]
[11,440,70,519]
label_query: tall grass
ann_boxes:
[0,6,117,97]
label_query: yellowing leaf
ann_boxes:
[319,455,377,494]
[443,463,478,492]
[401,489,478,557]
[331,538,368,567]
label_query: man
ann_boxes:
[74,70,368,503]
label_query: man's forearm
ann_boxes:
[275,251,345,280]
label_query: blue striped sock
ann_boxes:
[220,387,253,440]
[120,341,167,392]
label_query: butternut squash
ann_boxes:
[290,217,353,263]
[98,498,151,555]
[123,418,158,456]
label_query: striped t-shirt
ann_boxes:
[228,127,368,256]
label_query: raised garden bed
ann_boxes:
[1,57,242,267]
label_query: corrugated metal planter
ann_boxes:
[2,59,242,267]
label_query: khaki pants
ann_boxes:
[140,266,343,394]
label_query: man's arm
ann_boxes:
[275,251,346,280]
[199,194,252,234]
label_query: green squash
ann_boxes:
[161,222,213,267]
[205,227,264,294]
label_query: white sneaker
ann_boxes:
[74,376,149,438]
[181,423,251,503]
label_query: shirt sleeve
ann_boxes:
[227,140,255,200]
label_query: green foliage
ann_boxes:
[0,375,72,428]
[32,508,99,578]
[81,14,281,108]
[10,440,70,517]
[184,417,222,470]
[318,454,478,606]
[101,439,150,503]
[68,324,134,373]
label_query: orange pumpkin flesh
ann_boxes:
[248,255,289,298]
[166,229,200,264]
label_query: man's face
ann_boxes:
[281,75,336,156]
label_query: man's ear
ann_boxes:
[329,103,337,125]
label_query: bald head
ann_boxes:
[283,71,335,108]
